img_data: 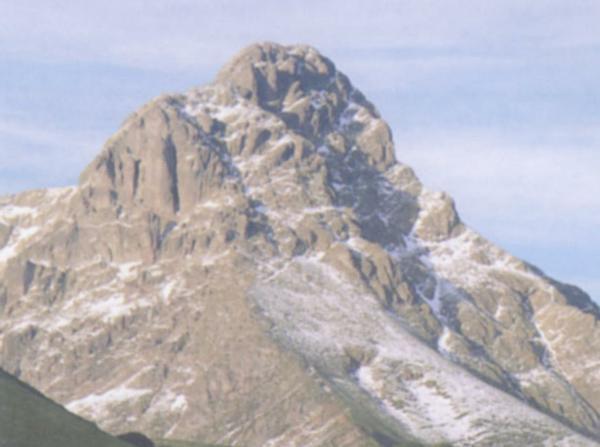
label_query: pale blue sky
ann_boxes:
[1,1,599,300]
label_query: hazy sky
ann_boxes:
[1,1,599,300]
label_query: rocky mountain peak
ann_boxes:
[1,43,599,446]
[216,42,338,104]
[213,42,391,151]
[78,43,396,218]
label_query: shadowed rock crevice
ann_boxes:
[162,137,180,214]
[132,159,141,199]
[117,432,155,447]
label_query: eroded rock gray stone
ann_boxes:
[0,42,598,446]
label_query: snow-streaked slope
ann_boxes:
[251,257,594,446]
[0,187,76,270]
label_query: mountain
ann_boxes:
[0,367,132,447]
[0,42,598,446]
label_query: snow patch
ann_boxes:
[251,258,591,445]
[161,280,177,301]
[66,385,152,419]
[114,261,141,281]
[0,205,38,222]
[0,225,42,264]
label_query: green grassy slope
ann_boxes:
[0,368,131,447]
[155,440,229,447]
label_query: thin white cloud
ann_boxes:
[2,1,600,72]
[394,127,600,300]
[0,119,98,151]
[396,127,600,240]
[336,53,518,95]
[0,118,103,193]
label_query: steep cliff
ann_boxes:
[0,43,598,446]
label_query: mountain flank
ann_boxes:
[0,42,598,446]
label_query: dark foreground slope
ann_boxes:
[0,368,130,447]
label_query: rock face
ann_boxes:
[0,42,599,446]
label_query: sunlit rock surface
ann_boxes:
[0,42,598,446]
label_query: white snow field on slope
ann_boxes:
[251,257,593,446]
